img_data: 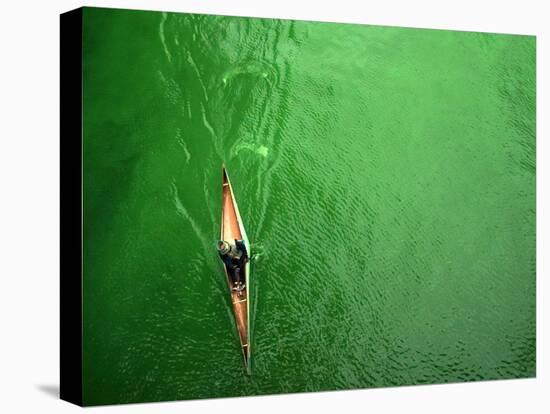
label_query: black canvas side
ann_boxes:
[60,7,83,407]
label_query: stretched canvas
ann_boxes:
[60,6,536,406]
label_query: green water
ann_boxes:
[82,7,536,406]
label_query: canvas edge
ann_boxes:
[60,7,84,407]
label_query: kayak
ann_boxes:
[219,166,251,373]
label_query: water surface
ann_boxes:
[82,7,536,405]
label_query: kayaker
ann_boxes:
[217,239,247,292]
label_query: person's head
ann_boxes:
[218,240,230,255]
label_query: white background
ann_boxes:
[0,0,547,412]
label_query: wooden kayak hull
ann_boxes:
[220,166,251,373]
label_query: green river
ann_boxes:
[81,7,535,405]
